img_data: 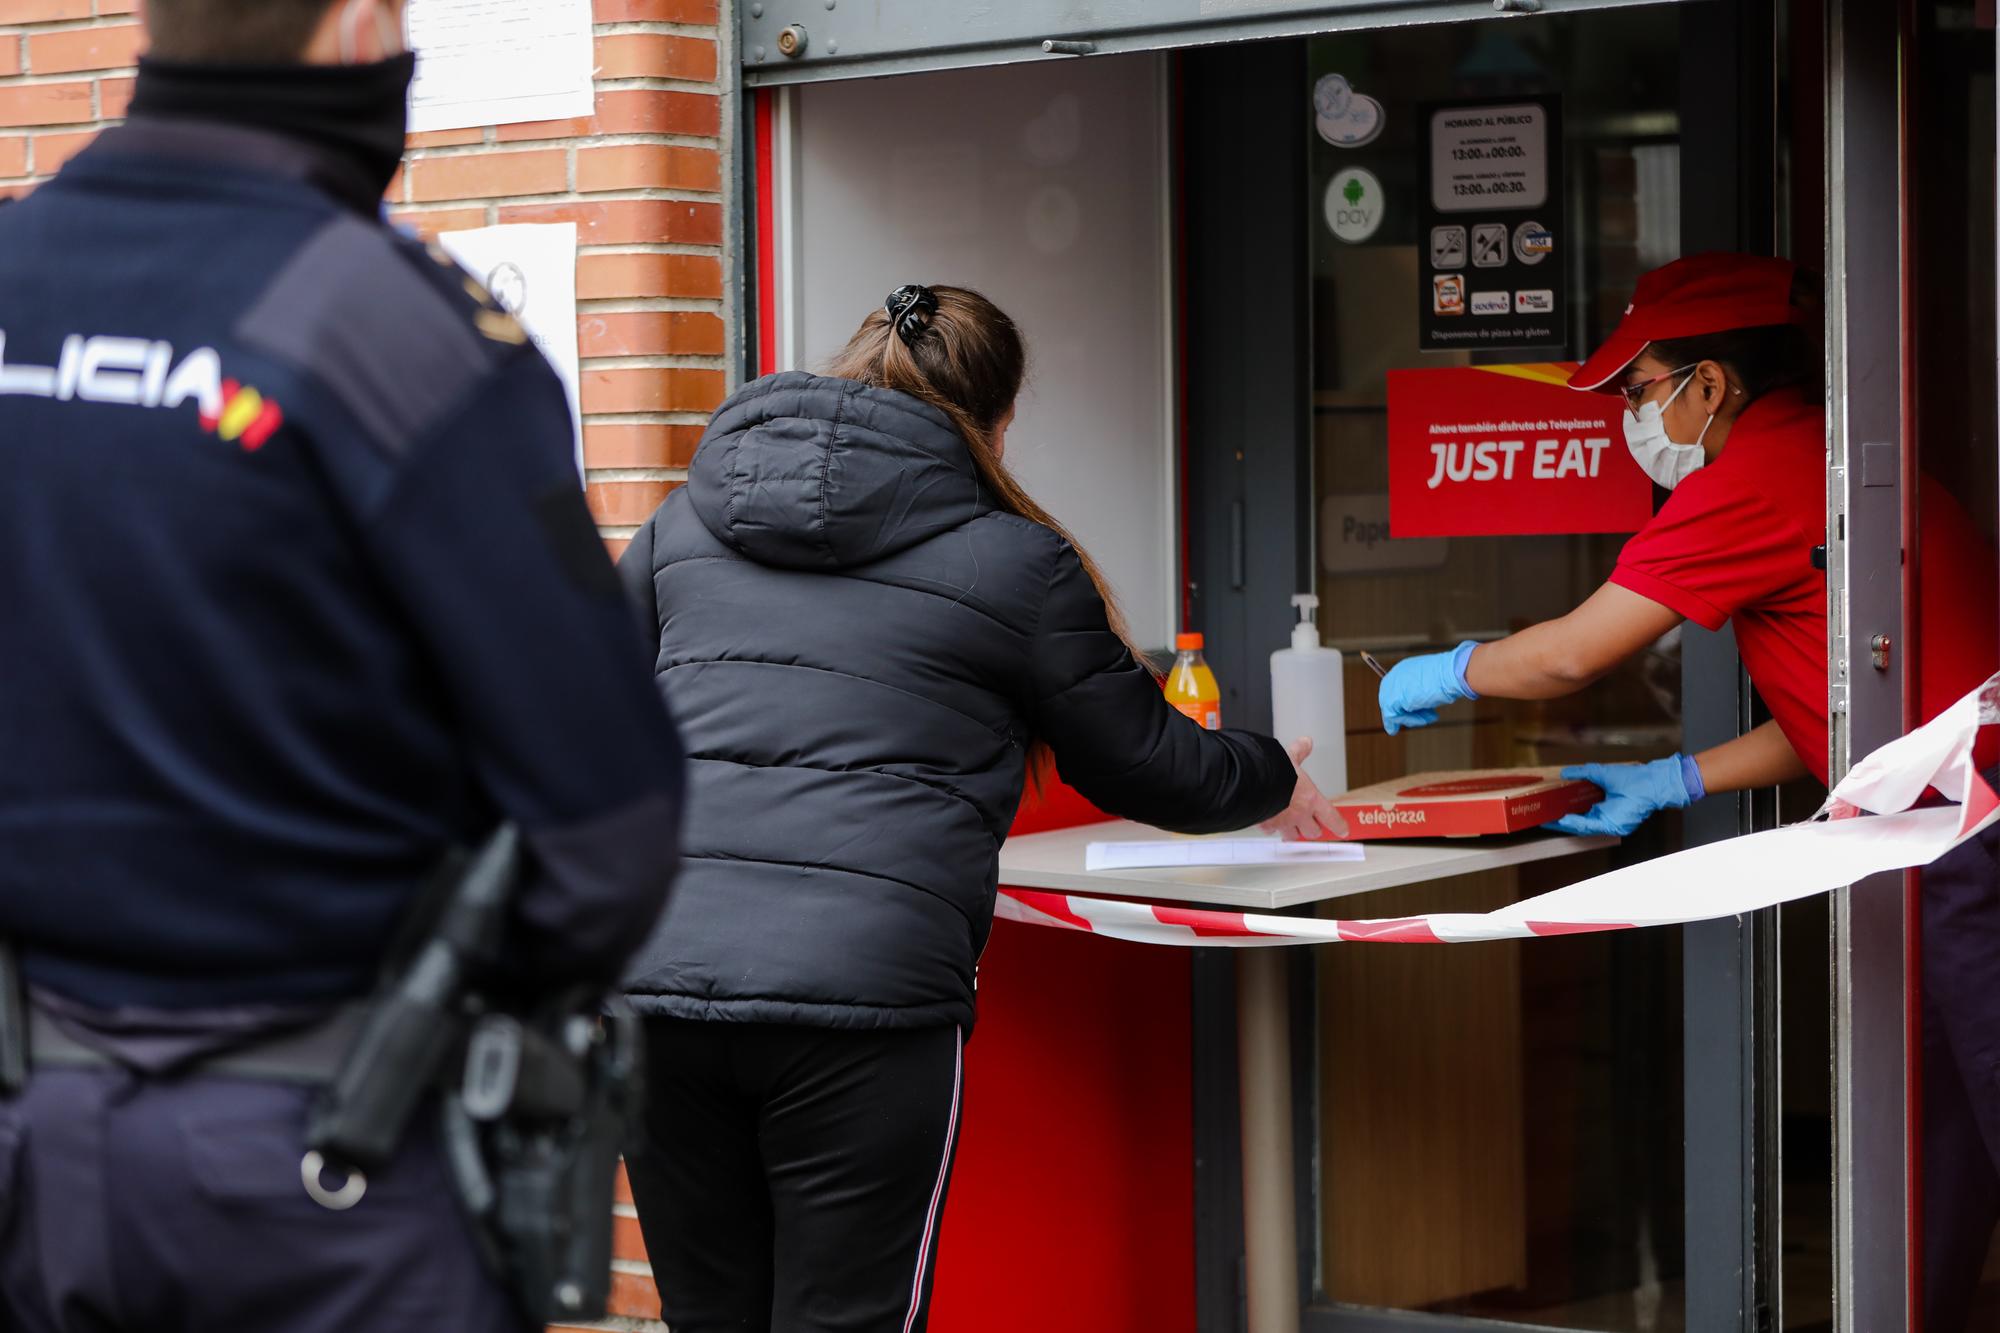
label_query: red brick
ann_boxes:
[99,76,135,120]
[601,89,719,137]
[407,127,483,149]
[28,23,144,75]
[580,311,725,359]
[98,0,140,12]
[595,0,719,21]
[614,1161,634,1206]
[500,199,721,246]
[493,114,595,144]
[585,423,705,469]
[32,130,95,175]
[407,148,567,203]
[0,137,27,180]
[0,37,20,79]
[0,183,37,201]
[577,144,719,194]
[497,89,720,142]
[601,535,631,561]
[578,252,722,301]
[387,206,490,240]
[0,83,94,130]
[10,0,90,19]
[595,33,717,82]
[583,369,724,416]
[586,479,683,527]
[605,1267,661,1321]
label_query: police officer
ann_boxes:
[0,1,686,1330]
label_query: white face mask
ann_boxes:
[1623,369,1715,490]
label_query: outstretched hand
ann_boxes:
[1543,757,1696,837]
[1378,643,1479,736]
[1260,738,1350,841]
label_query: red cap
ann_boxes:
[1569,253,1802,394]
[1175,632,1204,652]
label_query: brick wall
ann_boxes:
[0,1,733,1325]
[0,0,736,566]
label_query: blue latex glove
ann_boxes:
[1546,755,1706,836]
[1378,641,1480,735]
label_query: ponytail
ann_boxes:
[825,285,1149,668]
[824,285,1157,777]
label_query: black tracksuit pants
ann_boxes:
[1922,806,2000,1333]
[626,1018,964,1333]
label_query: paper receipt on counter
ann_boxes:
[1086,839,1367,872]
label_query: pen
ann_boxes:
[1358,650,1388,679]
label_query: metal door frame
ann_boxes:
[1180,5,1785,1330]
[1676,5,1783,1332]
[1183,36,1315,1330]
[738,0,1685,89]
[1825,0,1915,1329]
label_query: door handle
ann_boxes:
[1230,500,1245,590]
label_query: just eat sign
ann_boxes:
[1387,364,1654,538]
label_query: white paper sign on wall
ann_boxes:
[437,222,585,478]
[407,0,595,134]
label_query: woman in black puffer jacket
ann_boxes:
[618,284,1342,1333]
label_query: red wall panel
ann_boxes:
[928,783,1198,1333]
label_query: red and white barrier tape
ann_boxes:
[995,674,2000,948]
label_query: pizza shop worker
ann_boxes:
[1375,251,2000,1332]
[0,1,686,1330]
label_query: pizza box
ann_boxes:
[1330,768,1603,840]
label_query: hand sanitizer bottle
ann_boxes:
[1270,594,1347,798]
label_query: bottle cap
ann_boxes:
[1175,632,1204,651]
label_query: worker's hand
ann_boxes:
[1377,642,1480,735]
[1544,756,1702,837]
[1261,737,1350,841]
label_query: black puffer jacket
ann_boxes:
[619,372,1292,1030]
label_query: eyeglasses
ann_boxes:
[1619,364,1698,414]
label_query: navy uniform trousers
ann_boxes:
[1924,804,2000,1333]
[0,1067,530,1333]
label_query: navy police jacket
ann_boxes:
[0,119,686,1010]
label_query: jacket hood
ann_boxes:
[687,372,988,571]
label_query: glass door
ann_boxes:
[1182,6,1797,1330]
[1301,12,1689,1328]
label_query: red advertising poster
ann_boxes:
[1388,363,1654,538]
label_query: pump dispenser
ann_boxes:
[1270,594,1347,799]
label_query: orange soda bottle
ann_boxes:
[1166,632,1222,730]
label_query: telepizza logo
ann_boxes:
[0,331,284,451]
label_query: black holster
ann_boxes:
[303,826,642,1325]
[443,996,642,1323]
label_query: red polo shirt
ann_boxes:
[1608,387,1997,784]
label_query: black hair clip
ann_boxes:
[885,284,939,346]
